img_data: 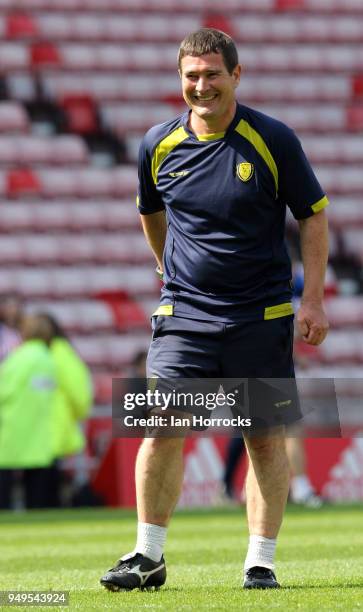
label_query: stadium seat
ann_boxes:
[6,13,38,38]
[38,168,77,197]
[60,94,98,134]
[203,14,235,37]
[327,198,363,229]
[0,43,28,70]
[93,372,113,405]
[341,229,363,264]
[0,134,88,165]
[27,299,115,332]
[1,0,362,386]
[72,334,150,368]
[0,101,29,132]
[94,289,148,330]
[6,168,41,197]
[324,296,363,328]
[52,135,89,164]
[352,74,363,97]
[314,166,363,195]
[30,41,61,67]
[7,73,36,100]
[346,106,363,131]
[301,135,363,164]
[317,331,363,364]
[0,201,34,231]
[1,266,157,298]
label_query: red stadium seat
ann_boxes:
[60,94,98,133]
[352,74,363,97]
[275,0,304,10]
[346,106,363,131]
[94,289,148,330]
[6,13,38,39]
[6,168,41,197]
[203,14,235,37]
[30,41,61,67]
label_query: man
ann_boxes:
[0,314,56,509]
[0,293,22,362]
[101,28,329,591]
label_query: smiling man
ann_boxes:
[100,28,329,592]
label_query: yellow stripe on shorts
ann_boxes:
[264,302,294,320]
[152,304,174,316]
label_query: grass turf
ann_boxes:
[0,505,362,611]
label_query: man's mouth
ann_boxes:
[193,94,218,102]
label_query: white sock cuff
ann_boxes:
[244,535,277,571]
[135,522,167,562]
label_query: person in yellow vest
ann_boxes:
[0,314,56,509]
[37,313,93,505]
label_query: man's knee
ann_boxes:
[245,430,286,458]
[141,436,185,456]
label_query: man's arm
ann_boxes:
[140,211,167,272]
[297,209,329,345]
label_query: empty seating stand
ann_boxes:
[0,0,362,403]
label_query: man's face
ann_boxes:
[179,53,241,126]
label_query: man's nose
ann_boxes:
[195,76,209,92]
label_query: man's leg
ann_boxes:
[242,428,289,588]
[136,436,185,527]
[100,436,184,592]
[244,429,289,539]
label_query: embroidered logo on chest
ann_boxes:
[236,162,254,182]
[169,170,190,178]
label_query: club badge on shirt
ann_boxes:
[236,162,254,182]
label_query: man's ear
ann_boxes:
[233,64,242,88]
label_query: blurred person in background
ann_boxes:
[0,313,56,509]
[0,293,23,361]
[37,313,93,506]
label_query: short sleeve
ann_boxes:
[137,135,165,215]
[277,127,329,220]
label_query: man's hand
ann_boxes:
[296,301,329,346]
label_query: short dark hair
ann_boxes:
[178,28,239,75]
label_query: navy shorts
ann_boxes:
[146,315,301,432]
[147,315,295,378]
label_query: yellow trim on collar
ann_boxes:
[264,302,294,320]
[151,127,189,184]
[152,304,174,316]
[196,131,226,141]
[235,119,278,195]
[311,195,329,213]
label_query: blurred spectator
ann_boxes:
[0,293,23,330]
[0,314,56,509]
[285,437,323,507]
[38,313,93,506]
[213,436,246,506]
[0,294,23,361]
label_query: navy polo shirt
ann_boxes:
[137,103,329,322]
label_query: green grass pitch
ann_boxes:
[0,505,362,611]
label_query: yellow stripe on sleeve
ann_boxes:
[311,195,329,213]
[235,119,278,195]
[151,127,189,184]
